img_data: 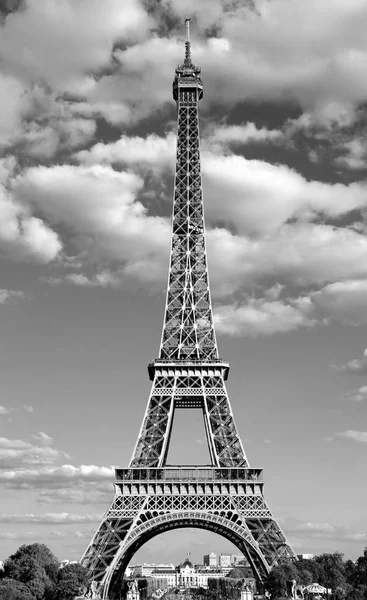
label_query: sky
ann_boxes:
[0,0,367,566]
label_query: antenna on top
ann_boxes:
[184,17,192,65]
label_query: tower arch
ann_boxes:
[104,513,270,599]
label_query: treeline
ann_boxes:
[265,549,367,600]
[0,543,89,600]
[207,576,245,599]
[192,550,367,600]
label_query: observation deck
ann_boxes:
[148,359,230,380]
[113,467,265,502]
[115,467,263,483]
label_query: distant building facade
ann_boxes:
[231,554,248,566]
[130,563,175,577]
[219,554,232,568]
[297,554,314,560]
[203,553,217,567]
[150,559,223,590]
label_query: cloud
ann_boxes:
[0,530,67,540]
[0,289,23,304]
[0,435,69,468]
[38,485,111,505]
[77,132,367,236]
[284,518,367,544]
[0,0,152,93]
[2,0,367,138]
[0,464,114,489]
[334,349,367,374]
[0,512,101,524]
[0,157,62,263]
[75,133,175,168]
[73,133,367,299]
[206,123,284,147]
[45,272,121,289]
[32,432,53,446]
[84,0,367,125]
[0,405,34,417]
[214,296,316,336]
[213,277,367,336]
[310,280,367,325]
[207,226,367,296]
[12,164,170,270]
[345,386,367,402]
[202,152,367,236]
[17,117,97,159]
[0,74,28,146]
[335,137,367,170]
[338,430,367,443]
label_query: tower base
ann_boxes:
[81,467,296,599]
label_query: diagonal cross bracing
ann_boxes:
[160,96,217,361]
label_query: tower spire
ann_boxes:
[184,17,192,65]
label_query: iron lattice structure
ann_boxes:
[81,20,296,599]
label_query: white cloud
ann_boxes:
[0,435,69,468]
[202,152,367,236]
[32,432,53,446]
[76,132,367,237]
[0,512,101,524]
[0,464,114,489]
[0,288,24,303]
[206,123,284,147]
[0,404,34,416]
[335,137,367,170]
[13,164,170,268]
[0,74,28,146]
[207,225,367,296]
[18,117,97,159]
[45,271,122,289]
[338,430,367,443]
[213,277,367,336]
[1,0,367,133]
[346,385,367,402]
[0,0,152,93]
[0,530,67,540]
[334,349,367,374]
[311,280,367,325]
[75,133,175,168]
[214,297,315,336]
[284,518,367,543]
[0,157,61,263]
[38,485,111,505]
[82,0,367,124]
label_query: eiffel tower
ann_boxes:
[80,19,296,599]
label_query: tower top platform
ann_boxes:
[173,17,203,102]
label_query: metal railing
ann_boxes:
[115,467,263,483]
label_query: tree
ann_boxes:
[227,566,253,579]
[265,562,298,598]
[345,562,357,587]
[313,553,346,592]
[3,543,59,600]
[353,549,367,588]
[0,577,36,600]
[294,563,313,587]
[55,563,89,600]
[345,585,367,600]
